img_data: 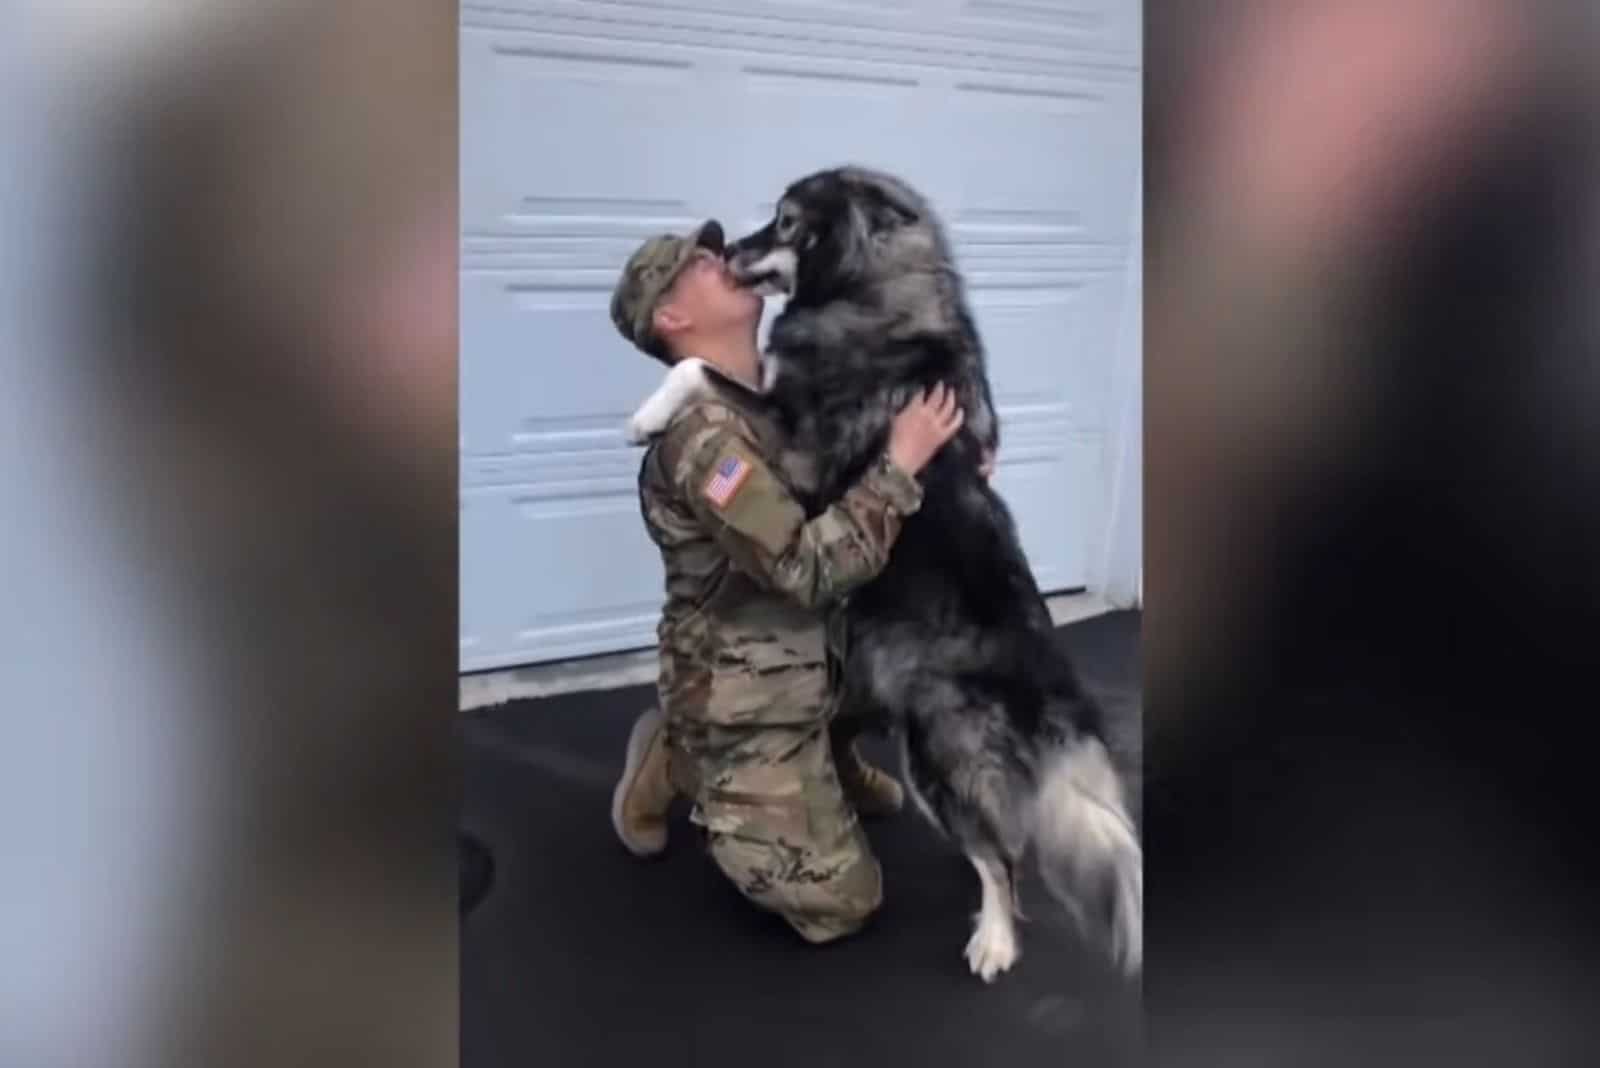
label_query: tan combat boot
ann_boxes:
[611,707,678,857]
[833,736,904,818]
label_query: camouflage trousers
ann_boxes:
[682,720,881,944]
[669,618,880,944]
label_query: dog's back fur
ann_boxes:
[630,166,1141,979]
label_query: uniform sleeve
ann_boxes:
[669,415,922,610]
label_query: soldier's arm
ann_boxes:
[671,419,923,611]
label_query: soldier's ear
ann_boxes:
[653,303,691,338]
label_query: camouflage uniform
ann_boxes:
[613,222,922,942]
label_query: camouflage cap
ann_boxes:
[610,219,726,363]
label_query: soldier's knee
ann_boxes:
[785,848,883,944]
[705,822,883,944]
[790,910,870,945]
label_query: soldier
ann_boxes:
[608,219,965,943]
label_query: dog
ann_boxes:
[627,166,1141,982]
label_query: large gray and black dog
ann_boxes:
[628,166,1141,982]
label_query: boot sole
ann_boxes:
[611,706,668,858]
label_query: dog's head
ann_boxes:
[726,166,949,305]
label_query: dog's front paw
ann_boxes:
[626,358,709,443]
[964,916,1020,983]
[624,410,657,446]
[625,386,680,444]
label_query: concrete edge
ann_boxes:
[459,591,1115,712]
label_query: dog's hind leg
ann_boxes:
[901,714,1030,982]
[963,849,1020,982]
[957,773,1031,982]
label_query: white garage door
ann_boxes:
[460,0,1141,672]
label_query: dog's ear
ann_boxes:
[860,181,920,233]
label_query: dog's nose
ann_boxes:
[695,218,726,255]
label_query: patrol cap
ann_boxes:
[610,219,726,364]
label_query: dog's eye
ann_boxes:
[776,212,798,240]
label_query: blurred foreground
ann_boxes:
[1147,1,1599,1063]
[4,4,456,1066]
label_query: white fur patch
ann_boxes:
[739,247,797,297]
[964,855,1020,982]
[1034,738,1143,976]
[759,352,783,393]
[625,358,710,444]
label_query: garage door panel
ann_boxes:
[460,480,663,669]
[965,264,1124,432]
[462,30,711,235]
[989,426,1101,593]
[460,271,663,454]
[949,76,1139,246]
[466,1,1134,65]
[730,68,944,206]
[957,0,1138,60]
[968,285,1084,407]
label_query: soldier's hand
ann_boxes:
[887,383,965,477]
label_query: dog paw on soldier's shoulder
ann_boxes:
[626,358,709,444]
[624,412,655,445]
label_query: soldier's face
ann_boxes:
[661,249,762,334]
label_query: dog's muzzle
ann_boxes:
[727,246,797,297]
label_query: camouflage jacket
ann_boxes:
[637,389,922,754]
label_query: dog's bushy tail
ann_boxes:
[1032,733,1143,977]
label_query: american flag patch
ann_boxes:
[702,453,753,509]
